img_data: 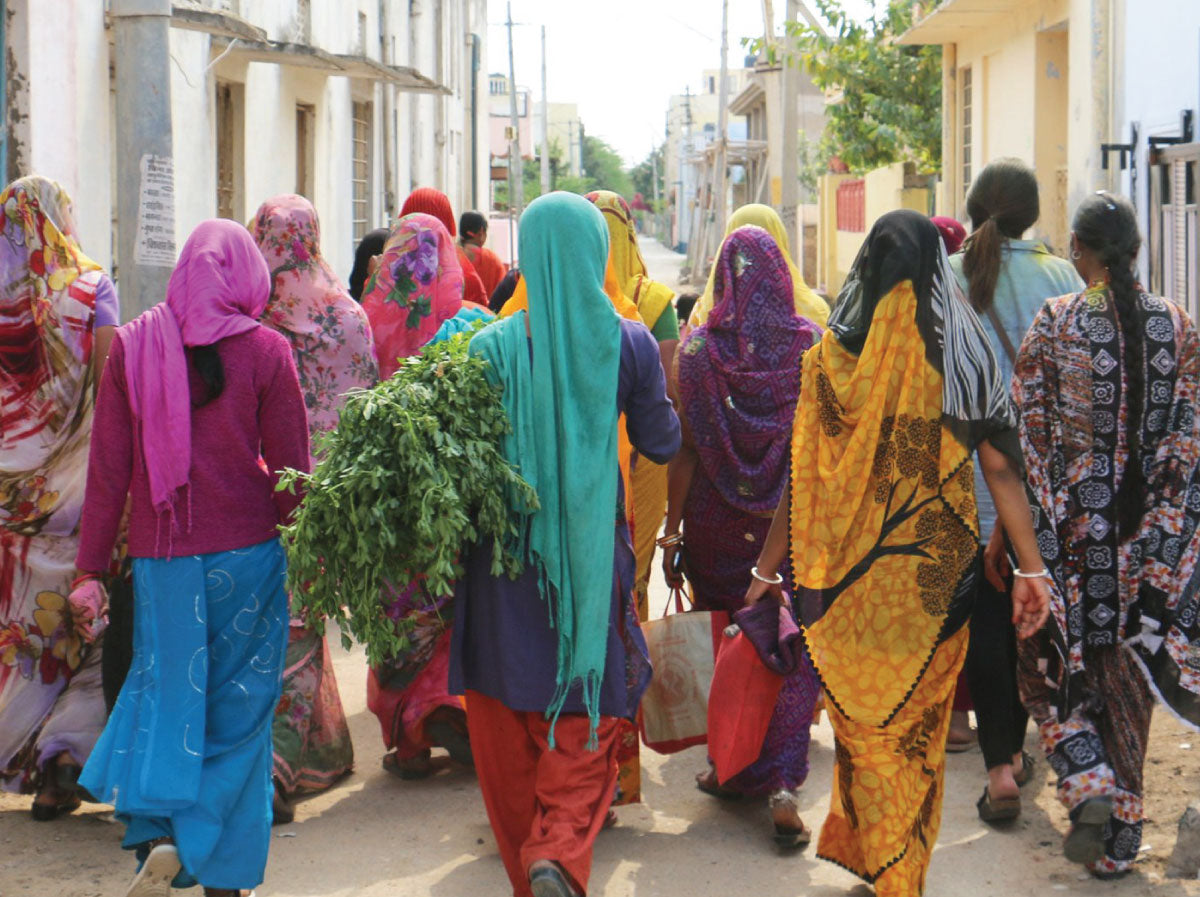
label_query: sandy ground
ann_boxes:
[5,240,1200,896]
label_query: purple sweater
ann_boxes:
[76,325,310,572]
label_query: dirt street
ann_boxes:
[4,240,1200,897]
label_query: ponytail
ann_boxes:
[962,218,1004,313]
[962,158,1041,312]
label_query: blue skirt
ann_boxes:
[80,539,288,890]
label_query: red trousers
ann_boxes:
[465,690,619,897]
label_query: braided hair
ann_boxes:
[962,158,1041,313]
[1073,191,1145,537]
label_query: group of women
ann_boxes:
[2,154,1199,897]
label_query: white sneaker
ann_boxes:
[125,843,181,897]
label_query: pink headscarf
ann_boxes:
[251,194,378,440]
[120,218,270,525]
[361,212,463,378]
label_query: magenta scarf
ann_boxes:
[120,219,270,527]
[678,225,822,512]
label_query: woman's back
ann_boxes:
[76,325,309,570]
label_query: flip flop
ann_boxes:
[1014,750,1036,788]
[1064,796,1113,866]
[976,785,1020,823]
[125,843,180,897]
[426,717,474,769]
[30,793,81,822]
[529,863,579,897]
[946,732,977,753]
[382,750,433,780]
[772,821,812,850]
[695,771,743,801]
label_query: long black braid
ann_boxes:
[1073,192,1145,538]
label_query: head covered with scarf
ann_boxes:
[251,194,378,439]
[0,175,103,536]
[584,190,675,332]
[470,191,621,746]
[829,209,1015,451]
[690,203,829,329]
[679,225,822,512]
[361,212,464,378]
[119,219,271,538]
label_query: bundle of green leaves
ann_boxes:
[278,331,538,666]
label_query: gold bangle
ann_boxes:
[656,533,683,548]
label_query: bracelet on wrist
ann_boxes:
[656,532,683,548]
[1012,568,1050,580]
[751,565,783,586]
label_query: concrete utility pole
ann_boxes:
[379,0,395,219]
[540,26,551,194]
[506,3,524,226]
[781,0,801,269]
[713,0,731,249]
[111,0,177,317]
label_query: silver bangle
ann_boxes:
[751,566,783,586]
[1013,568,1050,580]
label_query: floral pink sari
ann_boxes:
[360,213,464,378]
[252,194,378,795]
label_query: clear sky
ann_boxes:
[484,0,876,165]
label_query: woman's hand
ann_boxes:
[67,575,108,643]
[744,573,783,607]
[661,542,685,588]
[1011,575,1051,639]
[983,524,1011,591]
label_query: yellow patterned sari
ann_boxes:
[790,279,980,896]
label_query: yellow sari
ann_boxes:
[690,203,828,328]
[790,280,978,896]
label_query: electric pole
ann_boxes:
[111,0,176,316]
[540,26,550,194]
[781,0,801,266]
[506,2,523,240]
[713,0,731,256]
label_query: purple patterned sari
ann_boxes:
[678,225,822,794]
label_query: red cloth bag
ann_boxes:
[707,622,785,784]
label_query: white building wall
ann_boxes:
[5,0,485,288]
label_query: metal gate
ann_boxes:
[1148,142,1200,319]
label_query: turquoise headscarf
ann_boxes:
[469,192,621,747]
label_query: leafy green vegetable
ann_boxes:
[278,331,538,666]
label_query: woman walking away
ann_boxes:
[1014,192,1200,879]
[452,192,680,897]
[251,194,378,823]
[688,203,829,330]
[948,158,1083,821]
[661,224,823,846]
[361,213,464,378]
[401,187,489,308]
[73,219,310,897]
[360,211,479,780]
[348,227,388,302]
[748,210,1050,896]
[459,210,509,297]
[0,176,119,820]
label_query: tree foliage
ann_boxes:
[772,0,941,174]
[581,130,634,198]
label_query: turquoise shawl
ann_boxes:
[470,193,621,746]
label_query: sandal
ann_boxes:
[768,790,811,850]
[976,785,1020,823]
[30,792,81,822]
[1064,796,1113,866]
[126,842,180,897]
[529,861,579,897]
[1014,749,1036,788]
[426,708,474,769]
[695,768,743,801]
[382,749,433,780]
